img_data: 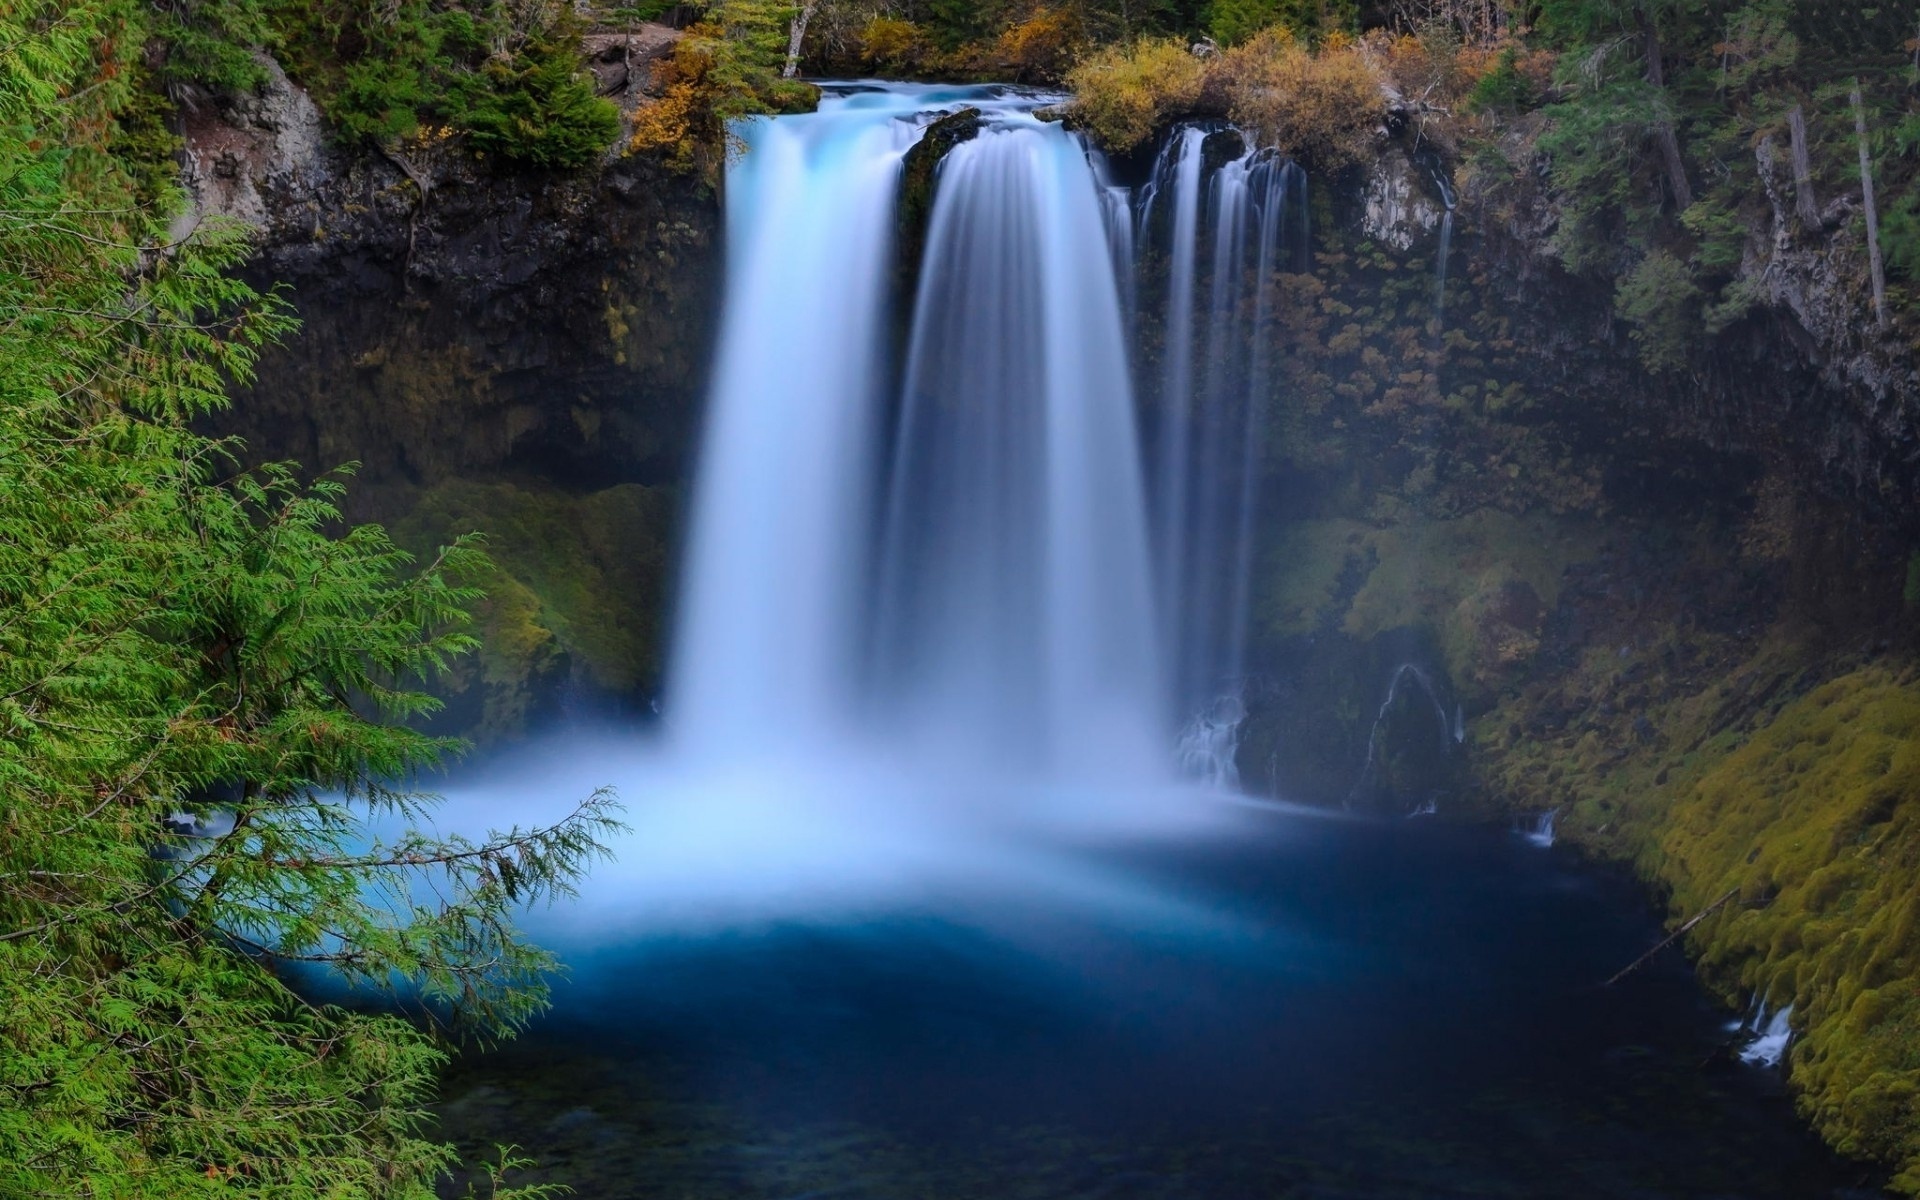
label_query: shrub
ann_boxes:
[861,16,939,74]
[995,7,1083,83]
[1464,44,1536,112]
[277,0,617,167]
[1614,250,1702,373]
[1064,37,1210,153]
[632,6,818,176]
[1884,191,1920,283]
[154,0,274,90]
[1206,0,1358,48]
[457,22,622,169]
[1220,28,1386,169]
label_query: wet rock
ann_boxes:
[1360,145,1445,252]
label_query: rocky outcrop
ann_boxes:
[1359,144,1446,252]
[184,43,720,734]
[1244,115,1920,1190]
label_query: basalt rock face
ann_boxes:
[1240,123,1919,1189]
[1231,117,1917,817]
[190,46,715,499]
[1377,120,1915,529]
[188,45,719,737]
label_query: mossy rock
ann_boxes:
[394,479,673,741]
[1256,510,1600,705]
[895,105,984,312]
[1663,669,1920,1185]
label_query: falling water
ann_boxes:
[435,91,1335,938]
[1431,169,1457,329]
[1147,125,1206,688]
[1348,661,1456,809]
[431,84,1236,937]
[1521,808,1559,848]
[873,112,1166,781]
[668,92,915,758]
[1141,126,1305,774]
[1740,1003,1795,1067]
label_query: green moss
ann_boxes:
[1663,669,1920,1183]
[1260,510,1600,699]
[394,479,672,740]
[1260,518,1372,638]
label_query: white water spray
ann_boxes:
[1739,1003,1794,1067]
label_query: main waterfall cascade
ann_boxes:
[871,106,1164,783]
[677,88,1302,790]
[446,86,1312,933]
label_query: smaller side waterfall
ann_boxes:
[1349,662,1457,811]
[1739,1004,1794,1067]
[1520,808,1559,848]
[1431,169,1457,329]
[1138,127,1307,759]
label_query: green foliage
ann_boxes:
[1465,45,1535,112]
[1204,0,1355,47]
[154,0,276,90]
[1536,79,1673,271]
[276,0,620,167]
[1534,0,1689,43]
[1680,196,1747,273]
[460,23,624,170]
[633,0,821,175]
[307,1,489,145]
[1712,0,1802,93]
[1884,189,1920,282]
[0,4,616,1192]
[1614,250,1702,372]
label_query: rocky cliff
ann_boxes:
[186,38,719,738]
[1242,115,1920,1189]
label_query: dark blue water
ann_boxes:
[435,810,1879,1198]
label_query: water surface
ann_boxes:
[435,807,1876,1199]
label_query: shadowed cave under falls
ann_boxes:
[432,85,1874,1198]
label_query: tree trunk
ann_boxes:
[1639,7,1694,212]
[783,0,819,80]
[1852,80,1889,330]
[1787,105,1820,232]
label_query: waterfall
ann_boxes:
[874,115,1166,781]
[674,85,1168,788]
[1148,126,1206,696]
[1139,126,1305,771]
[668,96,915,759]
[1431,169,1457,330]
[1348,662,1455,810]
[1739,1003,1794,1067]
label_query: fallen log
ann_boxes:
[1605,887,1741,987]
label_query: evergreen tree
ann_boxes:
[0,3,618,1194]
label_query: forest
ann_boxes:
[3,0,1918,1196]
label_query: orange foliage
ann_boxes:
[630,30,719,174]
[994,8,1081,84]
[1219,28,1387,169]
[859,16,936,74]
